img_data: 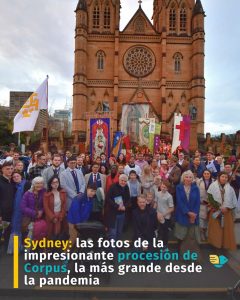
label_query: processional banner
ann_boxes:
[121,104,149,144]
[139,118,155,146]
[90,118,110,159]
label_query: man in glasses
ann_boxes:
[60,157,86,210]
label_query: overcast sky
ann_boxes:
[0,0,239,135]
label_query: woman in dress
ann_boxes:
[196,169,213,241]
[43,176,67,239]
[174,170,200,253]
[207,171,237,250]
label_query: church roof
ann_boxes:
[76,0,87,12]
[193,0,205,16]
[121,4,157,34]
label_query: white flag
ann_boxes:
[171,113,183,153]
[12,78,48,133]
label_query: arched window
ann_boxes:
[173,52,183,73]
[97,51,105,70]
[104,1,111,29]
[169,3,176,32]
[134,16,145,33]
[180,5,187,32]
[93,1,100,29]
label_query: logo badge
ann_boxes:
[209,255,228,268]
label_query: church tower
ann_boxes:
[191,0,205,135]
[72,0,88,143]
[72,0,121,145]
[151,0,205,146]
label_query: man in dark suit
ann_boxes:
[105,174,130,244]
[205,151,220,178]
[133,194,158,250]
[0,161,15,250]
[76,156,88,176]
[177,152,190,174]
[100,153,109,169]
[85,162,106,221]
[63,150,72,169]
[85,162,106,191]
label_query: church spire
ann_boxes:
[76,0,87,12]
[193,0,205,16]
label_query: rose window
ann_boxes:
[123,46,155,78]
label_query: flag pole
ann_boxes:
[18,132,21,147]
[46,75,49,153]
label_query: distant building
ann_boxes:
[53,109,72,135]
[9,91,47,133]
[9,91,32,119]
[54,109,70,121]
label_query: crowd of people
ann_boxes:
[0,147,239,255]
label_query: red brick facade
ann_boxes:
[72,0,205,151]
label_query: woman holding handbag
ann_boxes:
[21,176,47,241]
[43,176,67,239]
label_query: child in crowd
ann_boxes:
[155,180,174,249]
[151,175,162,199]
[127,170,141,210]
[146,192,155,209]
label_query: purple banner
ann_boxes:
[154,135,161,153]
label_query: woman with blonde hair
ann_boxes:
[141,164,154,195]
[174,170,200,253]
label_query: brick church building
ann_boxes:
[72,0,205,152]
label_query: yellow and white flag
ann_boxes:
[12,78,48,133]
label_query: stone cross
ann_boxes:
[138,0,142,6]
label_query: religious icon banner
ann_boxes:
[154,135,161,152]
[139,118,155,146]
[149,122,161,153]
[155,122,161,136]
[153,123,162,153]
[90,118,110,159]
[121,104,149,144]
